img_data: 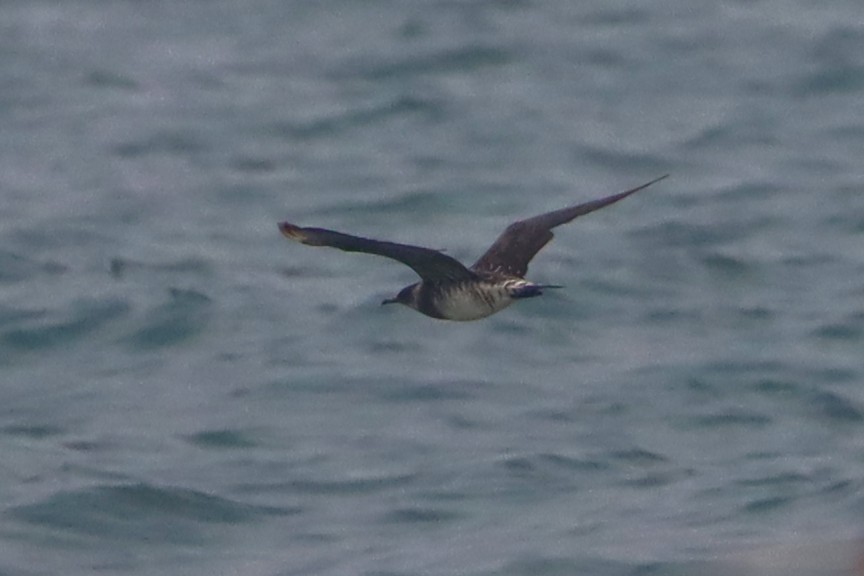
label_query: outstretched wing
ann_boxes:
[471,175,668,277]
[279,222,476,282]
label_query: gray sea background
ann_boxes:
[2,1,864,575]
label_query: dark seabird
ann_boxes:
[279,174,668,321]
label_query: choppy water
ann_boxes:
[2,1,863,575]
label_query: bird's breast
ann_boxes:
[431,281,517,321]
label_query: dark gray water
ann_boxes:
[2,1,863,575]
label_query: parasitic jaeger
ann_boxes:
[279,175,667,321]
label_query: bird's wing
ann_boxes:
[279,222,477,282]
[471,175,668,277]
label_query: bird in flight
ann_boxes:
[279,174,668,321]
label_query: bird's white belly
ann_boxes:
[435,285,514,321]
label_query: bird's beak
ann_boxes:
[381,297,397,306]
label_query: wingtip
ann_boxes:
[622,174,670,197]
[278,221,307,243]
[648,173,670,186]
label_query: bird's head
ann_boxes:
[381,284,418,308]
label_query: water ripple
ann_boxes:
[0,250,67,283]
[184,429,258,450]
[347,45,512,80]
[235,471,417,497]
[805,390,864,423]
[272,95,442,140]
[9,483,292,543]
[379,506,463,525]
[123,288,211,349]
[1,298,130,352]
[111,131,208,159]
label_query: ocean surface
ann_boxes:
[2,1,863,575]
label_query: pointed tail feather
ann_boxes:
[510,283,564,299]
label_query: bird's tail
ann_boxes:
[510,283,564,299]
